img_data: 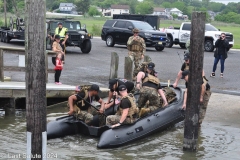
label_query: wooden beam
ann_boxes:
[0,49,4,82]
[109,52,119,79]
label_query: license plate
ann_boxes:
[158,42,162,44]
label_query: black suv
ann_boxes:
[101,19,167,51]
[46,19,92,53]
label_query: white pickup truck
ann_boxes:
[160,22,234,52]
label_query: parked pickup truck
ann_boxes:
[160,22,234,52]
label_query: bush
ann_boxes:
[91,24,101,36]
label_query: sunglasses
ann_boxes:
[134,32,138,34]
[222,36,225,38]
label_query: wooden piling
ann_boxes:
[183,12,206,151]
[0,49,3,82]
[109,52,119,79]
[124,56,133,81]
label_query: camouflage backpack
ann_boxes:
[68,85,92,114]
[159,87,177,107]
[133,62,150,77]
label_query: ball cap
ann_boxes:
[147,62,155,70]
[90,84,101,93]
[109,79,117,89]
[181,70,189,79]
[184,53,190,60]
[132,28,139,33]
[118,85,127,91]
[55,34,60,40]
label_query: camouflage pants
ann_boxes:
[199,90,212,124]
[138,86,160,112]
[76,106,105,126]
[159,87,177,107]
[106,115,135,125]
[128,51,142,77]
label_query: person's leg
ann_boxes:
[137,88,149,109]
[55,70,60,83]
[220,55,225,76]
[211,56,220,77]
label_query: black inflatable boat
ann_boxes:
[47,104,118,139]
[97,86,185,148]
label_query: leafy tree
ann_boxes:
[208,2,224,12]
[74,0,91,14]
[171,13,178,19]
[190,0,202,8]
[172,1,185,11]
[135,1,153,14]
[88,6,101,16]
[161,2,171,8]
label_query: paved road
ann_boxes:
[1,38,240,95]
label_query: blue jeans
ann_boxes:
[212,54,225,73]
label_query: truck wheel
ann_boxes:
[155,46,164,51]
[81,39,91,54]
[179,43,186,49]
[106,35,115,47]
[165,35,173,48]
[204,40,214,52]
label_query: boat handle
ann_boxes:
[154,113,159,117]
[127,132,134,135]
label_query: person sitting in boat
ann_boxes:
[181,70,211,127]
[105,78,134,109]
[68,84,105,126]
[106,85,139,128]
[136,62,168,118]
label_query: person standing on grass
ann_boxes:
[54,53,63,85]
[210,33,229,78]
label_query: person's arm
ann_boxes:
[111,108,129,128]
[173,70,183,88]
[223,39,229,48]
[158,89,168,107]
[182,89,187,109]
[141,38,146,57]
[136,71,145,89]
[200,84,206,103]
[68,95,78,115]
[98,98,106,114]
[107,91,113,103]
[127,36,133,45]
[215,39,220,46]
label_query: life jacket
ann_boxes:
[68,85,91,113]
[116,93,139,120]
[142,74,160,85]
[128,36,143,52]
[55,27,68,39]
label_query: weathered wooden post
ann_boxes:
[0,49,4,82]
[124,56,133,81]
[183,12,206,151]
[109,52,119,79]
[4,0,7,27]
[25,0,47,159]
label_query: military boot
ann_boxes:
[139,108,150,118]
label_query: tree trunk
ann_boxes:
[183,12,206,151]
[25,0,46,159]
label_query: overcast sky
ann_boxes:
[211,0,240,5]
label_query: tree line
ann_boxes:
[1,0,240,24]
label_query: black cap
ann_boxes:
[90,84,101,92]
[118,85,127,91]
[109,79,117,89]
[55,34,60,40]
[58,22,62,25]
[184,53,190,60]
[147,62,155,70]
[181,70,189,79]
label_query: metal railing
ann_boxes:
[0,46,56,82]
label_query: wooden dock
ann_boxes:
[0,82,109,98]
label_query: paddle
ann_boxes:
[77,94,107,117]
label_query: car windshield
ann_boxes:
[132,21,154,30]
[51,21,81,31]
[205,24,218,31]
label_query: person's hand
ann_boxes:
[99,107,104,114]
[182,104,186,110]
[111,123,121,128]
[136,83,141,90]
[68,109,74,115]
[141,54,144,59]
[173,82,177,88]
[115,98,120,105]
[163,102,168,107]
[200,96,203,103]
[62,41,65,45]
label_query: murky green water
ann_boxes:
[0,104,240,160]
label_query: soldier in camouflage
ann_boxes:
[106,85,139,128]
[136,62,168,118]
[68,84,106,126]
[127,28,146,80]
[181,70,211,127]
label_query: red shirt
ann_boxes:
[54,58,63,70]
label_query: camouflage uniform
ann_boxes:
[127,29,146,79]
[186,39,190,52]
[106,94,138,125]
[138,86,160,112]
[199,88,211,125]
